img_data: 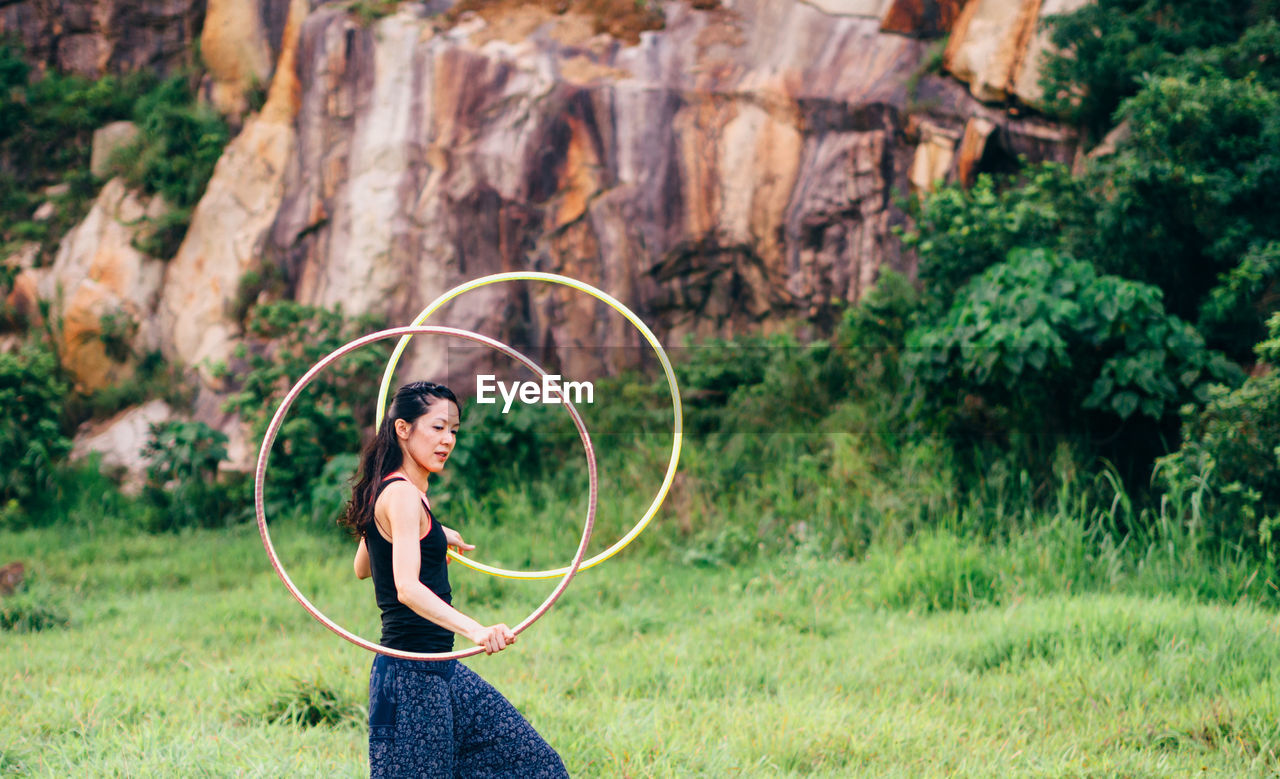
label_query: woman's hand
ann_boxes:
[468,623,516,655]
[443,526,475,558]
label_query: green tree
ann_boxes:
[1077,74,1280,358]
[899,164,1088,312]
[905,249,1240,469]
[1039,0,1276,136]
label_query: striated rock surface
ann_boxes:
[1012,0,1091,109]
[22,0,1087,468]
[37,178,168,392]
[0,0,206,77]
[194,0,1073,392]
[90,121,139,178]
[158,0,306,377]
[941,0,1094,108]
[943,0,1041,104]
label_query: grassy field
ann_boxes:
[3,503,1279,777]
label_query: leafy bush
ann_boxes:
[898,164,1087,310]
[1038,0,1274,136]
[0,41,148,258]
[1080,73,1280,357]
[0,41,229,262]
[140,419,237,532]
[831,268,919,398]
[444,394,578,495]
[101,73,231,258]
[308,452,359,529]
[1155,313,1280,556]
[224,302,388,513]
[904,248,1241,463]
[0,344,72,509]
[110,74,230,210]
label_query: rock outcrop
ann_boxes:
[159,0,1077,394]
[0,0,206,77]
[23,0,1090,468]
[36,178,169,392]
[942,0,1091,107]
[0,562,24,596]
[70,399,174,492]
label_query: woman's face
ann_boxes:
[397,398,460,474]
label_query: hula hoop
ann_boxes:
[375,272,683,581]
[255,325,597,661]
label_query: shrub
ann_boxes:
[140,419,237,531]
[0,343,72,509]
[904,248,1242,472]
[897,164,1088,311]
[109,74,230,210]
[0,40,148,259]
[831,268,919,399]
[1155,313,1280,556]
[1081,73,1280,358]
[224,302,388,513]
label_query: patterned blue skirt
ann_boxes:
[368,655,569,778]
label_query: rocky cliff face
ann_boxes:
[0,0,207,76]
[19,0,1087,469]
[169,0,1080,379]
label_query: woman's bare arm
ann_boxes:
[381,483,514,653]
[354,537,371,579]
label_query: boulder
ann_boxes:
[908,121,959,193]
[90,121,140,179]
[200,0,276,117]
[0,562,23,596]
[71,400,174,493]
[943,0,1042,103]
[955,115,996,186]
[1012,0,1092,109]
[36,179,168,392]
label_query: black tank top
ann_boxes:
[365,475,455,653]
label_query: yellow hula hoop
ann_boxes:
[376,272,683,581]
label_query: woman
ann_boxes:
[342,381,568,778]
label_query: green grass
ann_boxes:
[3,506,1279,776]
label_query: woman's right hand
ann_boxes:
[469,623,516,654]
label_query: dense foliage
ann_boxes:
[0,40,229,262]
[906,248,1240,444]
[223,302,389,518]
[105,74,231,257]
[1039,1,1279,136]
[140,420,236,532]
[0,344,71,512]
[1156,314,1280,556]
[0,41,144,259]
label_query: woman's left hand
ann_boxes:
[443,526,475,558]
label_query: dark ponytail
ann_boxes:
[340,381,459,537]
